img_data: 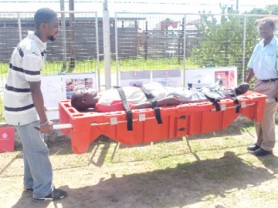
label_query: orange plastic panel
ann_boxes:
[59,91,266,154]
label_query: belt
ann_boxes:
[260,78,278,82]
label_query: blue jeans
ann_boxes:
[15,121,53,198]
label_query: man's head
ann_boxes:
[34,8,59,42]
[258,19,275,41]
[71,91,99,111]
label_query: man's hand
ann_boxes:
[39,120,54,133]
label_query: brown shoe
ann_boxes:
[247,144,260,151]
[253,148,272,157]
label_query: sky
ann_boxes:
[0,0,277,14]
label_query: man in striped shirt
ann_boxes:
[4,8,67,201]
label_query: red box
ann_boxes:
[0,126,15,153]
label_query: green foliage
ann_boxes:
[265,5,278,14]
[250,4,278,15]
[190,7,259,81]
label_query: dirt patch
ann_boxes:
[1,118,278,208]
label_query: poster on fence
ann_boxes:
[214,67,237,89]
[184,68,215,88]
[120,70,151,87]
[152,69,182,87]
[41,72,96,120]
[63,73,97,99]
[41,75,64,120]
[184,67,237,89]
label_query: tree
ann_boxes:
[265,5,278,14]
[190,5,258,81]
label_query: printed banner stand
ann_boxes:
[185,67,237,89]
[120,70,151,87]
[41,72,97,120]
[152,69,181,87]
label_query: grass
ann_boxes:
[0,57,197,75]
[1,118,278,207]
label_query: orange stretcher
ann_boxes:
[58,91,266,154]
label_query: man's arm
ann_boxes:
[133,96,181,109]
[29,81,53,133]
[245,68,255,83]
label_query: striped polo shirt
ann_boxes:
[4,33,46,126]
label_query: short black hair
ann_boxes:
[71,93,87,111]
[260,19,275,30]
[34,8,57,29]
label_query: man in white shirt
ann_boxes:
[245,19,278,157]
[4,8,67,201]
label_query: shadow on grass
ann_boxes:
[258,154,278,174]
[11,151,276,208]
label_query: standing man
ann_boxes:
[4,8,67,201]
[245,19,278,157]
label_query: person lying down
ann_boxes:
[70,82,249,112]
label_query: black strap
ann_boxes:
[141,87,155,100]
[203,94,221,111]
[140,87,163,124]
[18,47,24,57]
[154,107,163,124]
[116,87,133,131]
[232,97,241,113]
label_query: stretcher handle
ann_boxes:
[51,116,157,129]
[53,124,73,130]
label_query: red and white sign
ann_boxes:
[0,127,14,153]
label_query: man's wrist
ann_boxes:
[40,120,49,126]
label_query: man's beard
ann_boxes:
[48,36,56,41]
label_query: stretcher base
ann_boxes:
[59,91,266,154]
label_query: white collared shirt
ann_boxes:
[247,36,278,80]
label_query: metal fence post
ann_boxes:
[95,13,101,91]
[103,0,111,89]
[242,16,247,83]
[17,13,22,41]
[182,15,187,89]
[115,13,119,86]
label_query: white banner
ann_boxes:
[41,72,96,120]
[184,66,237,89]
[152,69,181,87]
[120,69,182,87]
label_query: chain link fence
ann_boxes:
[0,10,277,118]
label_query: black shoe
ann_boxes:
[235,83,249,96]
[247,144,260,151]
[24,188,33,192]
[33,188,67,202]
[253,148,272,157]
